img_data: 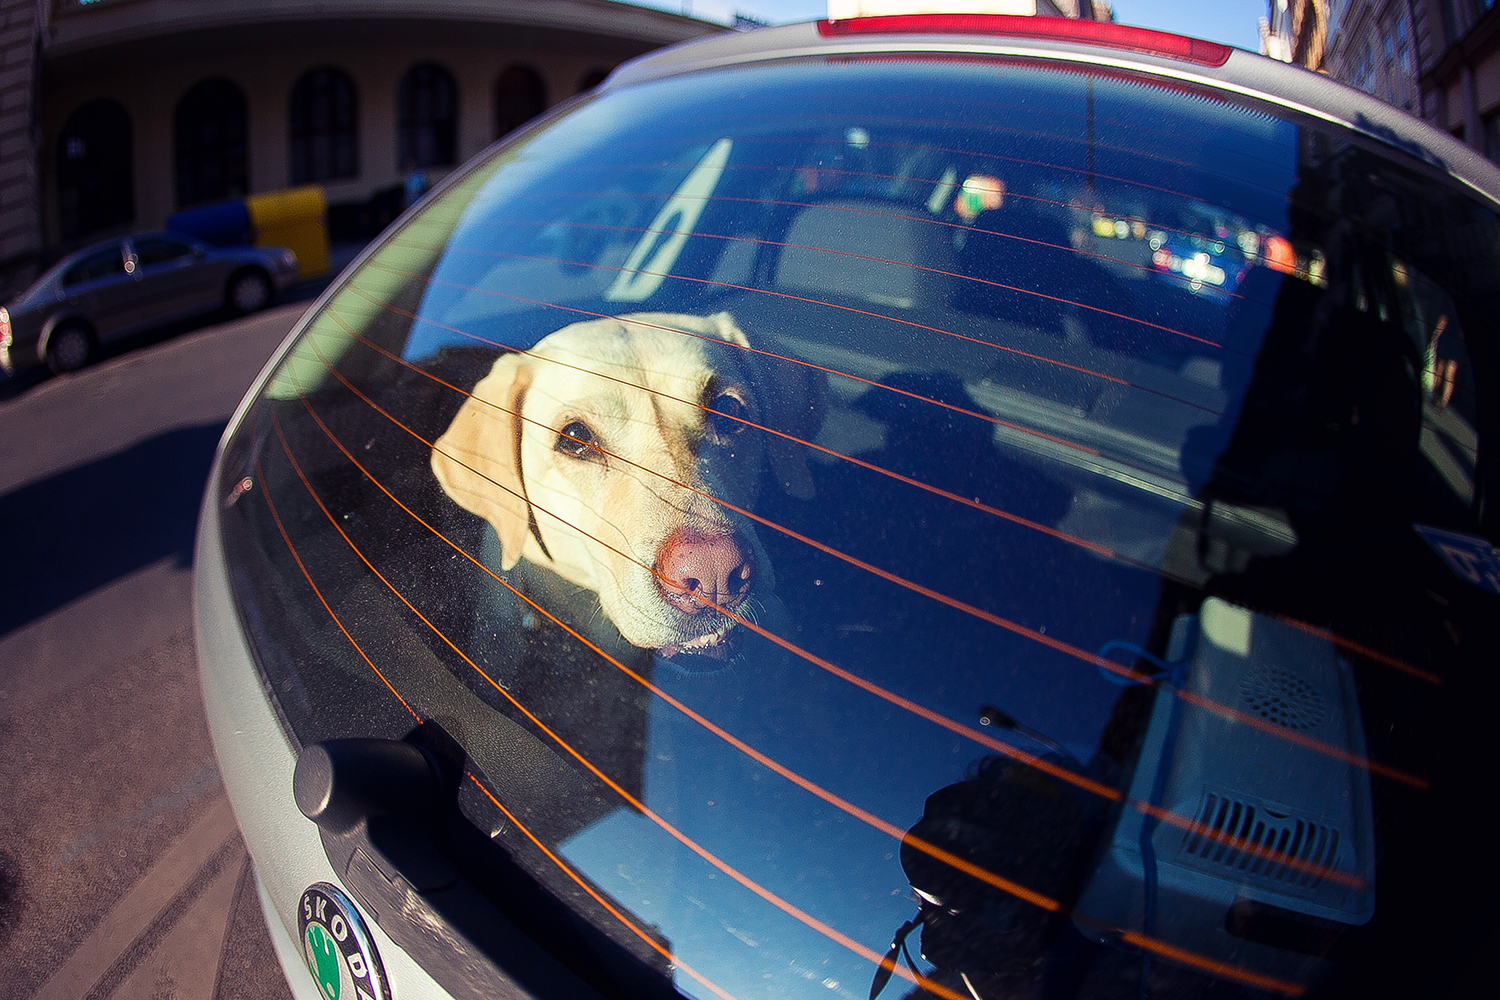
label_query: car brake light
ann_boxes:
[817,14,1233,68]
[0,308,10,349]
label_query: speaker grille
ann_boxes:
[1239,663,1329,731]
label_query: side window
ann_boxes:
[134,237,196,268]
[62,246,126,287]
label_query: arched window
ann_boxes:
[289,67,359,185]
[398,63,457,168]
[577,68,609,94]
[56,99,134,241]
[174,79,248,208]
[495,64,546,139]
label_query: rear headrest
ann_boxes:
[775,199,951,311]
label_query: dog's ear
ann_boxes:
[431,352,534,570]
[678,311,823,498]
[700,311,822,499]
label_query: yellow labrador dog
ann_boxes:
[431,311,816,657]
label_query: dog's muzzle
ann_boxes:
[652,527,754,658]
[654,527,753,616]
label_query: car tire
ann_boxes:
[227,269,272,316]
[45,323,93,374]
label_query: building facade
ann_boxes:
[1,0,43,298]
[1,0,724,297]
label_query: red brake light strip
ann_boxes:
[817,14,1233,68]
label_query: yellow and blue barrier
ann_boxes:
[167,185,329,278]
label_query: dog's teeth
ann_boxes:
[686,624,730,648]
[664,619,735,657]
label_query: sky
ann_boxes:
[627,1,1268,52]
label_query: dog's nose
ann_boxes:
[655,528,752,614]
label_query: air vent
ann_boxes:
[1180,793,1342,890]
[1239,663,1330,731]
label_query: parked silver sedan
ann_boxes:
[1,232,299,375]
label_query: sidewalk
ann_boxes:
[29,797,292,1000]
[0,306,308,1000]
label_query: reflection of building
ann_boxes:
[1322,1,1424,114]
[1262,0,1334,71]
[1266,1,1500,164]
[1416,0,1500,154]
[1,0,724,296]
[1046,0,1116,17]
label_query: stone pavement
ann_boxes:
[0,304,309,1000]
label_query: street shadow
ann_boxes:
[0,422,226,637]
[0,365,47,401]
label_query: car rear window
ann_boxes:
[215,56,1499,1000]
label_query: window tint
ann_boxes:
[220,58,1500,1000]
[63,245,126,286]
[133,237,195,267]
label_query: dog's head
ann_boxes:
[432,311,817,655]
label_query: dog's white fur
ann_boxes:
[432,311,814,652]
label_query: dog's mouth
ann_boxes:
[658,617,739,659]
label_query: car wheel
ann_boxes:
[45,324,92,374]
[227,269,272,315]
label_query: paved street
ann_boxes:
[0,304,309,1000]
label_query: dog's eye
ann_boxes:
[707,389,747,442]
[555,421,599,459]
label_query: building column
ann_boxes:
[1462,62,1482,150]
[0,0,42,297]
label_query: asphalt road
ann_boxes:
[0,303,309,1000]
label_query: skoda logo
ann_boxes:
[298,883,390,1000]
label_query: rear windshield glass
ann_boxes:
[217,56,1499,1000]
